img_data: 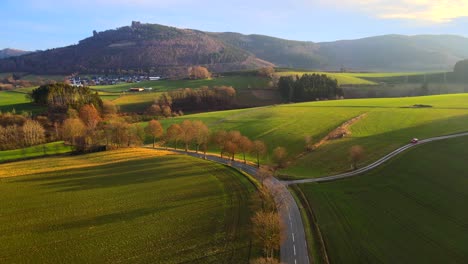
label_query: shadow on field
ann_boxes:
[37,207,171,232]
[12,156,213,192]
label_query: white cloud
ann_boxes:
[317,0,468,23]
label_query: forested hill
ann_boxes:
[1,22,468,75]
[213,33,468,72]
[0,22,272,75]
[0,48,31,59]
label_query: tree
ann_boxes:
[272,146,288,169]
[79,104,101,131]
[250,257,280,264]
[189,66,211,79]
[180,120,195,152]
[192,120,209,153]
[239,136,253,163]
[212,130,228,157]
[350,145,365,170]
[145,119,163,148]
[252,140,267,167]
[258,67,275,78]
[62,118,86,147]
[22,119,46,147]
[166,124,182,149]
[256,166,273,185]
[226,130,242,161]
[252,211,285,258]
[102,101,118,116]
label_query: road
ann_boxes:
[149,131,468,264]
[153,149,310,264]
[287,131,468,185]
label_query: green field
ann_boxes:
[93,76,271,92]
[0,148,259,263]
[0,142,72,163]
[297,136,468,263]
[156,94,468,178]
[0,90,44,113]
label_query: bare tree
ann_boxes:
[256,166,273,185]
[180,120,195,152]
[252,211,286,259]
[22,119,45,147]
[238,136,253,163]
[272,146,288,169]
[189,66,211,79]
[250,257,281,264]
[350,145,365,170]
[252,140,267,167]
[166,123,182,150]
[212,130,228,157]
[145,119,163,148]
[192,120,209,153]
[79,104,101,131]
[226,130,242,161]
[62,118,86,147]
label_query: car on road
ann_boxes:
[411,138,419,144]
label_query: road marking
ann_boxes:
[290,221,293,228]
[292,233,295,242]
[293,244,296,256]
[288,212,291,221]
[294,259,297,264]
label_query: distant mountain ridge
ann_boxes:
[0,48,31,59]
[213,33,468,71]
[0,22,467,75]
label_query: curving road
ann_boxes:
[149,130,468,264]
[151,149,310,264]
[287,131,468,185]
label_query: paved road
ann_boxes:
[287,131,468,185]
[149,131,468,264]
[152,149,310,264]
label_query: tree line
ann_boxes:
[147,86,237,116]
[278,74,343,102]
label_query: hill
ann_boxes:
[155,94,468,179]
[0,22,272,76]
[1,22,467,74]
[0,48,31,59]
[215,33,468,71]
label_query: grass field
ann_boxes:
[297,136,468,263]
[0,148,259,263]
[156,94,468,178]
[0,142,72,163]
[0,90,44,113]
[92,76,271,92]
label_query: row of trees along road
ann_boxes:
[150,120,268,167]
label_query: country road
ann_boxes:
[150,148,310,264]
[287,131,468,185]
[148,130,468,264]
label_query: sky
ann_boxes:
[2,0,467,50]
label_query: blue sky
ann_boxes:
[2,0,467,50]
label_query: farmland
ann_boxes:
[92,76,271,92]
[0,149,259,263]
[296,136,468,263]
[0,141,72,163]
[156,94,468,178]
